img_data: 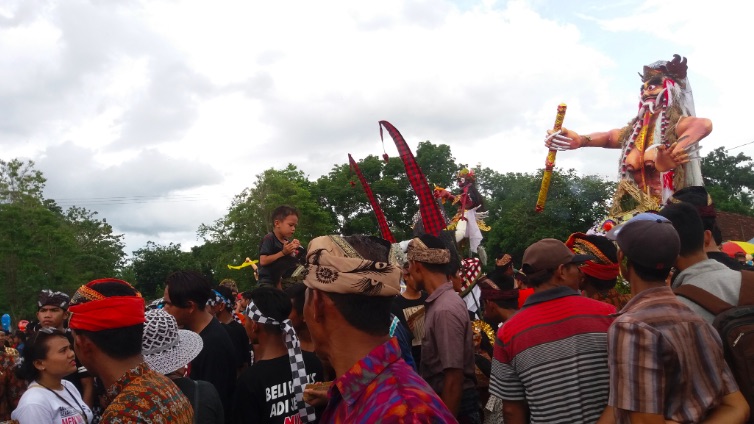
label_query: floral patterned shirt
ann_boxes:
[320,337,458,424]
[0,349,25,421]
[101,362,193,423]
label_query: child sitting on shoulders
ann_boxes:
[258,205,303,288]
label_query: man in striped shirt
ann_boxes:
[490,238,615,424]
[605,213,749,423]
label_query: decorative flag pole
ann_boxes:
[348,154,396,243]
[535,103,567,213]
[379,121,446,236]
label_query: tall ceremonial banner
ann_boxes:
[379,121,446,236]
[535,103,567,212]
[348,154,396,243]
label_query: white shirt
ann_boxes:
[12,380,93,424]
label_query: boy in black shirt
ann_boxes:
[233,287,323,424]
[258,206,304,287]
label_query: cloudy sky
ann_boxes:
[1,0,750,256]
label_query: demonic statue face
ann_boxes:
[640,75,667,104]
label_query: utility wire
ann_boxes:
[726,140,754,152]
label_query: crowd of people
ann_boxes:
[0,191,751,423]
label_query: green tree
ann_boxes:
[702,147,754,216]
[64,206,126,281]
[478,167,614,264]
[312,141,459,239]
[0,160,127,321]
[197,165,336,290]
[130,241,201,299]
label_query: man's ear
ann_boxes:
[703,229,713,248]
[617,250,629,279]
[73,331,93,357]
[309,289,328,323]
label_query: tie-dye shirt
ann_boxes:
[320,337,457,423]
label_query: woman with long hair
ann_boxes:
[11,328,93,424]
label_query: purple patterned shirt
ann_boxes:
[320,337,458,423]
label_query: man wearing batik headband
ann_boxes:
[37,289,95,408]
[302,234,456,423]
[233,286,324,424]
[68,278,193,423]
[406,234,479,424]
[566,233,632,310]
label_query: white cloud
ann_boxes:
[1,0,746,256]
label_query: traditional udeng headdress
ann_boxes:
[38,290,71,310]
[303,235,401,296]
[69,279,145,332]
[565,233,619,281]
[406,238,450,264]
[244,300,316,423]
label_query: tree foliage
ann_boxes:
[702,147,754,216]
[0,159,126,321]
[312,142,459,240]
[197,165,337,290]
[129,241,201,300]
[478,167,614,263]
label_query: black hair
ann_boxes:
[271,205,299,224]
[13,331,26,343]
[321,235,393,336]
[659,202,705,256]
[72,280,144,359]
[670,186,722,244]
[415,233,452,275]
[241,290,253,301]
[522,268,556,288]
[249,287,292,335]
[15,328,68,382]
[628,259,672,283]
[165,270,212,309]
[284,283,307,316]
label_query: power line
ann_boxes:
[727,140,754,151]
[51,193,232,207]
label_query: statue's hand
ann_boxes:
[545,127,581,151]
[651,141,700,172]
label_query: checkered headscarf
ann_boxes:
[245,301,316,423]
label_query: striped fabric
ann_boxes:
[607,286,739,423]
[490,287,615,423]
[348,154,396,243]
[379,121,446,236]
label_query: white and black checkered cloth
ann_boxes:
[245,301,317,423]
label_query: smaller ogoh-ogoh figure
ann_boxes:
[433,168,490,258]
[544,54,711,231]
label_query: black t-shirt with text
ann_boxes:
[233,351,324,424]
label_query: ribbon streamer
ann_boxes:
[379,121,446,236]
[348,154,396,243]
